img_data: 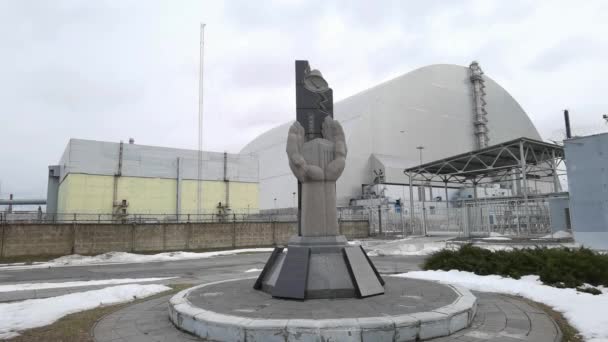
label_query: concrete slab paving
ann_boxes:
[94,291,561,342]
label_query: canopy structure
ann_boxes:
[404,137,565,199]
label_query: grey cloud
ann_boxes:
[0,0,606,199]
[527,37,606,72]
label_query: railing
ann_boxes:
[0,208,370,224]
[1,198,559,237]
[343,196,568,238]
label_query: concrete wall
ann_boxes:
[0,220,368,258]
[549,197,570,233]
[57,174,259,214]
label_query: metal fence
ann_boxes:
[0,207,370,225]
[349,196,566,238]
[0,198,561,238]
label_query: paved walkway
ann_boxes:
[93,291,561,342]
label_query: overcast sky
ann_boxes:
[1,0,607,199]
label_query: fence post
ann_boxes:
[377,206,382,235]
[272,219,276,246]
[71,222,76,254]
[1,224,5,258]
[232,214,237,248]
[130,224,135,252]
[186,222,192,250]
[162,224,167,251]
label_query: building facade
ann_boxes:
[47,139,259,216]
[564,132,608,249]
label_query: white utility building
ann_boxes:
[241,63,542,209]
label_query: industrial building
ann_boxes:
[242,62,553,209]
[46,139,259,218]
[564,132,608,250]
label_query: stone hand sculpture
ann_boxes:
[287,116,347,236]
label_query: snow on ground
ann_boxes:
[397,270,608,342]
[366,238,448,256]
[0,284,170,339]
[0,277,176,293]
[479,236,512,241]
[478,232,512,241]
[0,248,275,270]
[351,236,582,257]
[244,268,262,273]
[541,231,573,239]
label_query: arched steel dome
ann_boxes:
[241,64,541,209]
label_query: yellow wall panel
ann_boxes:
[180,180,226,214]
[57,174,259,215]
[228,182,259,213]
[57,174,114,214]
[116,177,177,214]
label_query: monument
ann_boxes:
[168,61,477,341]
[253,60,384,299]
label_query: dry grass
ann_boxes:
[5,284,192,342]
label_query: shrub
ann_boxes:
[423,245,608,291]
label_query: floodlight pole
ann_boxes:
[196,23,206,219]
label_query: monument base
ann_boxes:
[169,277,478,342]
[254,235,384,299]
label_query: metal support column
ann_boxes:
[408,172,414,235]
[519,140,529,233]
[444,180,449,227]
[176,157,182,222]
[473,182,478,235]
[551,150,561,192]
[421,182,427,236]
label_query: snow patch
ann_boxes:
[0,277,176,293]
[0,248,275,270]
[479,236,512,241]
[244,268,262,273]
[367,241,447,256]
[0,284,170,339]
[396,270,608,342]
[541,231,573,239]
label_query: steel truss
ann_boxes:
[404,137,565,189]
[403,137,565,236]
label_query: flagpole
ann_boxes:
[197,23,205,220]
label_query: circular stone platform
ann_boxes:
[169,277,477,341]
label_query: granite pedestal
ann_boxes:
[169,277,477,342]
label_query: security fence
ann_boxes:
[349,196,567,238]
[0,197,564,238]
[0,207,370,225]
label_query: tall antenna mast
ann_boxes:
[197,23,205,218]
